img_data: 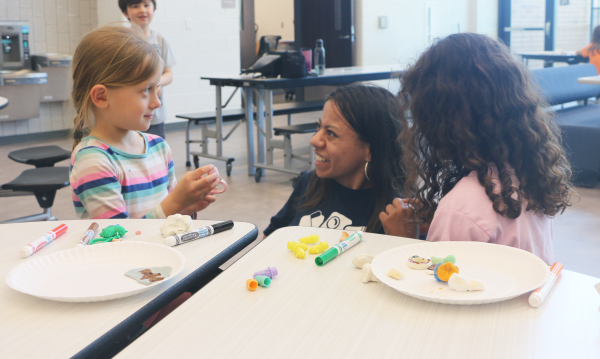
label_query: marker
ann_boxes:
[75,222,99,247]
[315,231,363,266]
[163,220,234,247]
[20,224,68,258]
[529,262,563,308]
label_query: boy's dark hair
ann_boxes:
[299,84,406,233]
[118,0,156,13]
[398,33,573,224]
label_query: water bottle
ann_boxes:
[314,39,325,75]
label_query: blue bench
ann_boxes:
[532,64,600,187]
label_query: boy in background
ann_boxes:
[118,0,176,139]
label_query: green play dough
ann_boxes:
[90,224,128,244]
[431,255,456,265]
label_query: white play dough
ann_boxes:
[448,273,485,292]
[160,214,192,237]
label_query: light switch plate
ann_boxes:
[221,0,236,8]
[378,16,387,29]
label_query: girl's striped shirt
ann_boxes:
[70,133,176,219]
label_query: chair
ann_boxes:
[8,145,71,167]
[0,166,70,223]
[0,145,71,223]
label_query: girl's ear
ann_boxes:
[365,144,371,163]
[122,12,130,20]
[90,85,109,109]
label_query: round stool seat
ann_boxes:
[8,145,70,167]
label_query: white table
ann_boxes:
[578,76,600,85]
[0,219,258,359]
[117,226,600,359]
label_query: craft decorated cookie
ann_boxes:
[407,255,431,270]
[426,264,436,275]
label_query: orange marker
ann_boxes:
[529,262,563,308]
[246,279,258,291]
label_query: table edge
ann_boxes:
[71,224,259,359]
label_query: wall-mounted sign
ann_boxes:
[221,0,236,8]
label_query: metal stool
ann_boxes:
[8,145,70,168]
[0,167,70,223]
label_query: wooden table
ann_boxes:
[116,226,600,359]
[0,219,258,359]
[578,76,600,85]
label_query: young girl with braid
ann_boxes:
[70,26,223,219]
[380,33,574,264]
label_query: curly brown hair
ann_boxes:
[398,33,573,225]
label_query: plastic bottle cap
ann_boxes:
[315,247,339,266]
[163,236,177,247]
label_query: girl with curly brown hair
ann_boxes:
[381,33,573,264]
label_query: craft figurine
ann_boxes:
[433,262,460,282]
[387,268,405,280]
[431,255,456,265]
[361,263,381,283]
[407,255,431,270]
[308,242,329,254]
[90,224,128,244]
[352,254,375,269]
[298,234,319,244]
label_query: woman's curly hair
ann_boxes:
[398,33,573,224]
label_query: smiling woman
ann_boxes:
[263,84,406,236]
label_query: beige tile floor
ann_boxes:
[0,112,598,278]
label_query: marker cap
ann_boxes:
[315,247,339,266]
[255,275,271,287]
[20,246,32,258]
[528,293,543,308]
[246,279,258,291]
[163,236,177,247]
[212,220,234,234]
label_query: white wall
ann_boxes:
[0,0,97,137]
[355,0,497,67]
[98,0,242,123]
[255,0,294,41]
[555,0,591,52]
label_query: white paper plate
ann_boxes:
[370,241,550,305]
[6,241,186,302]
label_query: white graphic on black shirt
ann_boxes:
[299,211,364,232]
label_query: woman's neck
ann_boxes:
[336,175,372,190]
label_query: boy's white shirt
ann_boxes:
[145,29,177,126]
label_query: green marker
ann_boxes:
[315,231,364,266]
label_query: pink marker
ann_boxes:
[20,224,68,258]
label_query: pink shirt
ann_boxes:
[427,170,554,265]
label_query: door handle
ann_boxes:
[339,35,351,39]
[545,22,551,36]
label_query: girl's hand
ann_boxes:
[180,195,217,215]
[379,198,419,238]
[161,165,221,216]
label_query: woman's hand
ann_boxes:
[161,165,221,216]
[379,198,419,238]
